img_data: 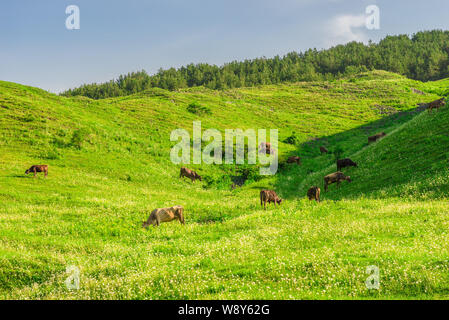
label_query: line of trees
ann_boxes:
[61,30,449,99]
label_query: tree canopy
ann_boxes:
[61,30,449,99]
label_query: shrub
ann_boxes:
[70,128,90,149]
[187,102,212,115]
[332,146,344,161]
[22,114,35,122]
[283,132,299,145]
[40,148,62,160]
[236,165,262,183]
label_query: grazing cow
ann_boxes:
[337,158,358,171]
[307,186,320,202]
[142,205,185,228]
[260,190,282,209]
[287,156,301,165]
[368,132,386,143]
[180,167,202,182]
[324,172,351,191]
[320,146,328,154]
[428,98,446,113]
[259,142,275,155]
[25,165,48,178]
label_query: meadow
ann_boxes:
[0,70,448,299]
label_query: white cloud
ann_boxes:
[324,14,369,47]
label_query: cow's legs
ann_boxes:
[33,168,37,178]
[178,212,185,225]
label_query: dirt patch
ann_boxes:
[411,88,426,95]
[370,104,398,116]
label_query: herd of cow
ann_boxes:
[140,131,387,226]
[22,132,383,228]
[258,130,385,207]
[141,98,447,226]
[24,97,447,228]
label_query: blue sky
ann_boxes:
[1,0,448,93]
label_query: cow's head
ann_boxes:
[174,206,183,216]
[25,169,30,175]
[276,198,283,205]
[197,175,203,181]
[346,176,352,183]
[142,220,152,229]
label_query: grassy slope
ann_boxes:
[296,105,449,200]
[0,70,448,299]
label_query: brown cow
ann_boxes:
[307,186,320,202]
[259,142,275,155]
[368,132,386,143]
[428,98,445,112]
[320,146,328,154]
[142,205,185,228]
[287,156,301,165]
[324,172,351,191]
[25,165,48,178]
[337,158,358,171]
[260,190,282,209]
[180,167,202,182]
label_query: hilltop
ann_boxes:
[0,70,449,299]
[61,30,449,99]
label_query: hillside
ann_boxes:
[1,71,449,299]
[293,104,449,200]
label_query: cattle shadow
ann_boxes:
[274,104,429,201]
[8,174,29,179]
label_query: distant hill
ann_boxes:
[61,30,449,99]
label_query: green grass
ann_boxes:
[0,70,448,299]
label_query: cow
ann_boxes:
[368,132,386,143]
[142,205,185,228]
[320,146,328,154]
[25,165,48,178]
[337,158,358,171]
[307,186,320,202]
[260,190,282,209]
[180,167,202,182]
[287,156,301,165]
[259,142,275,155]
[427,98,446,113]
[324,172,351,191]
